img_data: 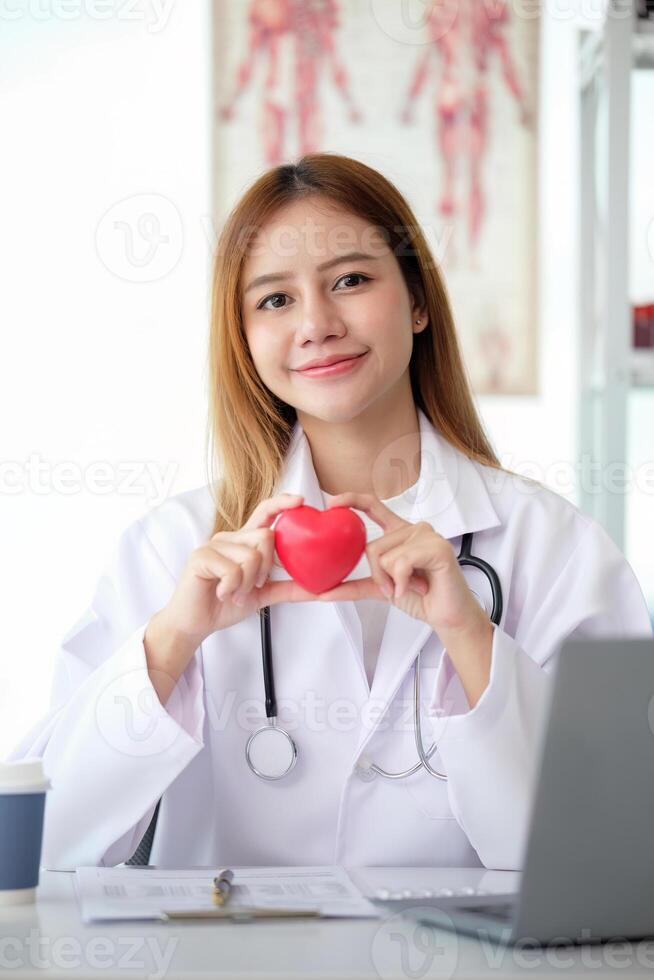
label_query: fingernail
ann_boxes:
[380,583,392,598]
[233,594,245,606]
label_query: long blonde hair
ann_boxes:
[206,152,504,538]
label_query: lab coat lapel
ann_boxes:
[356,409,503,761]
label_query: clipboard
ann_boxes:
[161,905,321,921]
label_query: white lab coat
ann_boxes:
[8,409,652,872]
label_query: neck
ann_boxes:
[296,379,421,500]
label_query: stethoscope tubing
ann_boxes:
[260,605,277,720]
[457,532,503,627]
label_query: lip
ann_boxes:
[295,351,369,378]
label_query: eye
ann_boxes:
[255,273,371,311]
[257,292,288,311]
[334,272,370,290]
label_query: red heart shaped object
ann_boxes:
[274,505,366,594]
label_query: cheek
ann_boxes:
[246,327,287,380]
[363,288,412,346]
[368,283,409,327]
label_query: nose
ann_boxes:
[294,289,346,346]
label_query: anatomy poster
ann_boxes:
[212,1,539,394]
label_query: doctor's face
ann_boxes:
[240,197,427,424]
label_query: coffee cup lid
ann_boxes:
[0,758,51,794]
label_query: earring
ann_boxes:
[415,318,421,324]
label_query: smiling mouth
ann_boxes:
[295,351,369,377]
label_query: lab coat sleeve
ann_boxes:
[5,518,206,871]
[425,517,652,871]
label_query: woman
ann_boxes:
[9,153,651,872]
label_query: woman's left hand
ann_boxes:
[318,492,491,639]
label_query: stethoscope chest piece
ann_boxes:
[246,723,298,780]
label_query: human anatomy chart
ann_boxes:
[217,0,361,164]
[399,0,532,248]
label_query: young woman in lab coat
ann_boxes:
[9,154,652,872]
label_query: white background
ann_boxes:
[1,0,653,757]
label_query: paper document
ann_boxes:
[74,866,381,922]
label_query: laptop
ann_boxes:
[375,637,654,946]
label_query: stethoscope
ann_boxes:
[244,532,503,782]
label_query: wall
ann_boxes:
[0,4,212,757]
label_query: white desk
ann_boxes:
[1,867,653,978]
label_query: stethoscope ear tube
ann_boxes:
[259,606,276,719]
[457,532,503,626]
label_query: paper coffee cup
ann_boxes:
[0,758,51,905]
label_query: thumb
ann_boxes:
[259,578,321,608]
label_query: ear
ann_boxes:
[410,286,429,334]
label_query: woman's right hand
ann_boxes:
[153,493,319,648]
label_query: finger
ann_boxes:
[207,541,262,600]
[242,493,304,532]
[211,532,276,590]
[323,492,406,533]
[209,529,277,591]
[371,531,432,599]
[253,531,275,589]
[365,526,409,596]
[193,547,244,599]
[387,555,414,600]
[366,541,394,597]
[382,537,453,577]
[381,538,447,598]
[260,579,325,607]
[318,572,427,603]
[192,545,237,585]
[316,576,383,602]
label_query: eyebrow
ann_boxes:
[243,251,381,295]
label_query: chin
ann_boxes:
[297,399,373,425]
